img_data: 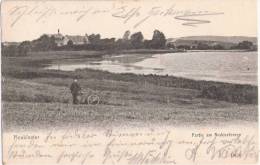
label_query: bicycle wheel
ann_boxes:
[87,94,100,105]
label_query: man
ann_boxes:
[70,79,81,104]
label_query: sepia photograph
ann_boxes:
[1,0,258,164]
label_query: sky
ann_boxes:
[1,0,257,42]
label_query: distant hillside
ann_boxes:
[166,36,257,50]
[174,36,257,44]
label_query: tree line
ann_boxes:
[168,40,256,51]
[2,30,167,56]
[63,30,167,51]
[1,29,257,57]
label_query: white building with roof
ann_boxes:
[48,30,90,46]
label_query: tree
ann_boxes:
[130,32,144,49]
[212,44,224,50]
[197,42,210,50]
[18,41,31,56]
[2,45,19,57]
[88,34,101,44]
[144,40,152,49]
[237,41,253,49]
[177,45,190,50]
[67,40,74,47]
[122,30,131,40]
[166,42,175,49]
[98,38,116,50]
[116,39,131,50]
[150,30,166,49]
[32,35,57,51]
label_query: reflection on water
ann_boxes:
[46,51,257,85]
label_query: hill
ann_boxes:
[173,36,257,44]
[166,36,257,50]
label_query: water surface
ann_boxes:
[46,51,257,85]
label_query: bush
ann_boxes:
[200,84,257,104]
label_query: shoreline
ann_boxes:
[29,49,257,56]
[108,49,184,54]
[75,67,257,86]
[186,49,256,53]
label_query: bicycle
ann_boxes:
[78,89,100,105]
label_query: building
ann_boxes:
[48,30,90,47]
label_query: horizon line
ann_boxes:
[2,34,258,43]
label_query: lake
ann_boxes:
[46,51,258,85]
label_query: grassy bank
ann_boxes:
[3,101,257,131]
[2,50,258,130]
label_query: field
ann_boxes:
[2,50,258,131]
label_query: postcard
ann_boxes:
[1,0,258,164]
